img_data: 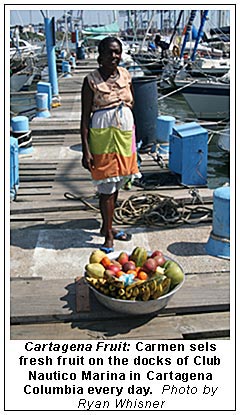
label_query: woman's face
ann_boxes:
[100,41,122,69]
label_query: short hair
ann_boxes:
[98,37,122,56]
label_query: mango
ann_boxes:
[85,263,105,279]
[164,260,184,288]
[89,250,107,264]
[130,247,148,267]
[117,252,129,266]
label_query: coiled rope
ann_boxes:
[64,190,212,228]
[113,192,212,228]
[64,192,100,211]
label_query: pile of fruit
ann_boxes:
[85,247,184,302]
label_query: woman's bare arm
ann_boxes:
[80,77,95,171]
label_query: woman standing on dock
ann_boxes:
[81,37,141,253]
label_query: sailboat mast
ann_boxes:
[190,10,209,61]
[168,10,184,47]
[179,10,197,59]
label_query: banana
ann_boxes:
[125,288,133,298]
[86,264,172,302]
[118,288,125,297]
[141,285,151,301]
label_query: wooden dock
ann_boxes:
[10,61,230,340]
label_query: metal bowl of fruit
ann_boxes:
[84,247,185,315]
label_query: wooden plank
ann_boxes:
[10,210,101,228]
[10,312,230,340]
[10,199,97,214]
[10,272,229,323]
[19,167,58,172]
[11,278,76,319]
[16,183,54,190]
[17,189,52,196]
[18,163,58,168]
[10,188,212,214]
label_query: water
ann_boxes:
[10,93,36,119]
[10,84,230,190]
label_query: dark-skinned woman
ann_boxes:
[81,37,141,253]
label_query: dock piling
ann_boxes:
[206,185,230,259]
[35,93,51,118]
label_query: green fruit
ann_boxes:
[130,247,148,267]
[164,260,184,288]
[89,250,107,264]
[163,260,172,268]
[85,263,105,279]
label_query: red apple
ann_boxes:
[104,269,115,278]
[117,252,129,266]
[111,259,122,269]
[151,250,164,258]
[143,258,157,273]
[153,255,166,267]
[107,264,121,275]
[122,261,136,272]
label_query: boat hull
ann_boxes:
[10,73,31,92]
[175,81,230,120]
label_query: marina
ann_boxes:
[9,9,231,341]
[10,61,230,340]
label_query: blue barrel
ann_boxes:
[213,186,230,238]
[77,45,85,60]
[60,50,67,58]
[11,115,33,155]
[132,76,158,149]
[35,93,51,118]
[37,81,52,110]
[62,61,72,77]
[156,115,175,143]
[10,136,19,200]
[206,186,230,259]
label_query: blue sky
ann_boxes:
[10,10,122,27]
[10,9,230,32]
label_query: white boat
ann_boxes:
[174,72,230,121]
[189,56,230,77]
[120,51,145,77]
[10,56,39,92]
[181,40,224,59]
[10,38,42,59]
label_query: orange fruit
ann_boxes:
[138,271,148,280]
[126,269,137,277]
[101,256,111,268]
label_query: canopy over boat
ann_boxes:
[81,22,119,36]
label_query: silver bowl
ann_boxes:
[85,252,185,315]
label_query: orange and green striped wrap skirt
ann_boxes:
[89,104,141,185]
